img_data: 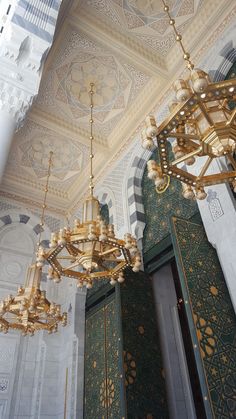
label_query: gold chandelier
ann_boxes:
[142,0,236,200]
[37,84,141,289]
[0,153,67,336]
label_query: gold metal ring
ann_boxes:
[155,175,170,194]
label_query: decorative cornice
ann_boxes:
[0,79,34,127]
[0,191,66,217]
[67,12,168,78]
[29,107,109,151]
[2,173,69,199]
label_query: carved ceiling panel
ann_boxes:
[79,0,202,55]
[1,0,234,213]
[35,25,151,139]
[6,120,90,193]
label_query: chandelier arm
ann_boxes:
[197,156,213,180]
[173,132,200,142]
[161,0,194,70]
[62,261,80,271]
[66,244,84,256]
[182,139,202,149]
[198,102,214,127]
[227,153,236,171]
[99,247,120,257]
[101,257,125,263]
[227,108,236,125]
[171,146,202,166]
[56,256,77,260]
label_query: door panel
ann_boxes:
[84,294,124,418]
[170,216,236,419]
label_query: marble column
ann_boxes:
[0,85,33,182]
[0,0,63,182]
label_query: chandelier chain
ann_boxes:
[36,151,53,256]
[161,0,194,70]
[89,82,94,197]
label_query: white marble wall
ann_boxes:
[0,202,86,419]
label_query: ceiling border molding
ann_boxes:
[69,11,168,78]
[2,174,69,199]
[0,191,66,217]
[28,108,109,152]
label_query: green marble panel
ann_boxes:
[171,217,236,419]
[100,203,109,224]
[120,269,169,419]
[142,146,198,256]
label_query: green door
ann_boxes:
[170,216,236,419]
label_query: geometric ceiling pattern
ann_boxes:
[79,0,202,54]
[36,26,151,138]
[7,120,89,184]
[0,0,232,214]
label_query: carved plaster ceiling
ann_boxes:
[35,26,151,139]
[78,0,202,55]
[1,0,234,214]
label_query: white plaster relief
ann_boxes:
[207,190,224,222]
[0,377,9,393]
[0,79,33,128]
[79,0,202,55]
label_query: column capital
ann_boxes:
[0,79,34,128]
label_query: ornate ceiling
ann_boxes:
[1,0,235,215]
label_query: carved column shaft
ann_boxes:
[0,0,63,182]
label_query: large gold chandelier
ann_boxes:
[0,153,67,336]
[142,0,236,200]
[37,84,141,289]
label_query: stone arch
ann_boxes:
[0,210,53,287]
[123,141,152,240]
[202,21,236,81]
[0,210,52,250]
